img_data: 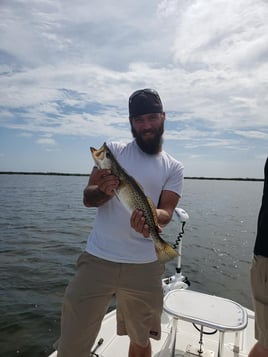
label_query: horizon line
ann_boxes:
[0,171,263,182]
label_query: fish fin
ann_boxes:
[113,189,121,202]
[155,240,178,264]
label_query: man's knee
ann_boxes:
[129,340,151,357]
[249,342,268,357]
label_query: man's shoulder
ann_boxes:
[107,140,135,155]
[161,150,184,169]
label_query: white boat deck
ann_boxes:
[50,292,256,357]
[86,307,255,357]
[48,303,255,357]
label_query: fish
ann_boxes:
[90,142,178,264]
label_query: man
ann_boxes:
[249,157,268,357]
[57,89,184,357]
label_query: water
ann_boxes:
[0,174,263,356]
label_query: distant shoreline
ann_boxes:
[0,171,263,182]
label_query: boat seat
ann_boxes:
[163,289,248,357]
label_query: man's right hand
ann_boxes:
[83,167,119,207]
[94,169,119,196]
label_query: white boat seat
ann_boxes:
[163,289,248,357]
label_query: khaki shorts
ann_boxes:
[57,252,165,357]
[250,255,268,349]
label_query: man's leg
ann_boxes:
[117,261,164,357]
[250,256,268,357]
[128,340,151,357]
[57,252,118,357]
[248,342,268,357]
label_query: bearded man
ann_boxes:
[56,89,184,357]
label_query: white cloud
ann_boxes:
[36,136,57,146]
[234,130,268,140]
[0,0,267,176]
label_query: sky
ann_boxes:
[0,0,267,178]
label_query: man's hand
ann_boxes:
[83,167,119,207]
[95,169,119,196]
[130,209,162,238]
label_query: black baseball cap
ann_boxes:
[128,88,163,118]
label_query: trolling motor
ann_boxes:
[173,208,189,274]
[162,207,190,294]
[174,207,189,224]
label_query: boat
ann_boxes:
[49,208,256,357]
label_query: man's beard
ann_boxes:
[131,123,164,155]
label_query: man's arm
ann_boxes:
[156,190,180,227]
[130,190,180,237]
[83,167,119,207]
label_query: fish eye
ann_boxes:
[106,152,111,159]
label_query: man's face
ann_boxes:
[130,112,165,155]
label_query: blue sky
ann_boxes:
[0,0,267,178]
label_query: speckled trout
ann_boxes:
[90,142,178,264]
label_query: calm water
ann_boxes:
[0,174,263,356]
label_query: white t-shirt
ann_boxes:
[85,140,184,263]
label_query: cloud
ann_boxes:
[36,136,57,146]
[0,0,267,176]
[170,0,268,68]
[19,132,33,138]
[234,130,268,140]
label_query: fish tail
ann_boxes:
[156,240,179,263]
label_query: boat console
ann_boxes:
[163,289,248,357]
